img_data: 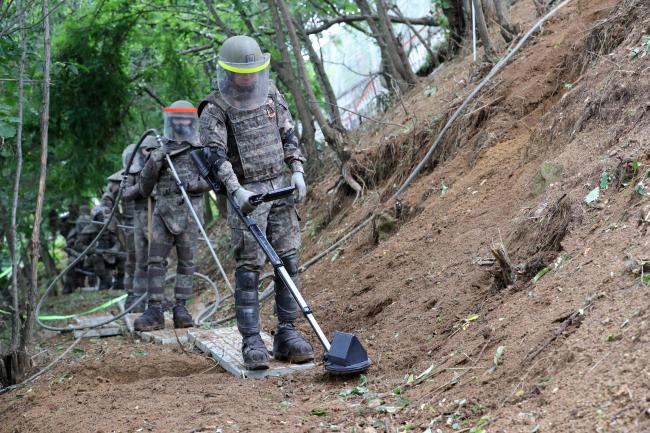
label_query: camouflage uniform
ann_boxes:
[75,212,122,291]
[101,171,127,291]
[137,139,209,309]
[199,80,312,366]
[63,206,91,293]
[122,140,155,312]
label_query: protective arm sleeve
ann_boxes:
[275,90,306,173]
[185,176,211,194]
[139,149,164,197]
[198,103,242,195]
[122,175,141,201]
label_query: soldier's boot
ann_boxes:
[172,299,194,328]
[112,277,125,292]
[236,270,269,370]
[273,255,314,363]
[273,323,314,363]
[131,269,148,313]
[63,272,76,294]
[134,301,164,331]
[242,334,270,370]
[124,292,146,313]
[98,275,112,291]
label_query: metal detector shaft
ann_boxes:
[226,194,332,352]
[163,153,233,294]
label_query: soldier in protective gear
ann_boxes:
[101,170,127,291]
[63,205,91,293]
[122,136,159,312]
[120,142,148,312]
[198,35,313,370]
[76,206,124,291]
[133,101,211,331]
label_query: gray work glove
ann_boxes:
[291,172,307,203]
[233,187,257,214]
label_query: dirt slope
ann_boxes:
[2,0,650,432]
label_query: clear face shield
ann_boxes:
[163,108,199,143]
[216,53,271,111]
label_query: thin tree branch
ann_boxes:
[311,100,407,129]
[306,13,440,35]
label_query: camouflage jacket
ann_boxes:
[198,81,305,194]
[139,138,209,234]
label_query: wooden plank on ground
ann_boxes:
[188,327,315,378]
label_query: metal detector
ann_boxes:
[191,148,371,375]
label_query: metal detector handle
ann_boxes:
[249,186,296,206]
[190,149,331,350]
[190,148,225,194]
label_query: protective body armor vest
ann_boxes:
[200,84,284,184]
[154,141,202,235]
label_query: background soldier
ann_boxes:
[76,206,125,291]
[121,135,158,312]
[133,101,210,331]
[121,143,142,311]
[198,35,313,370]
[63,204,91,293]
[101,170,126,291]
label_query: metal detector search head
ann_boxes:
[324,332,372,375]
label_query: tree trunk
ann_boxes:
[274,64,317,154]
[493,0,519,42]
[23,0,51,356]
[472,0,496,61]
[442,0,468,53]
[377,0,418,85]
[272,0,362,195]
[391,4,440,68]
[295,17,344,131]
[532,0,549,16]
[266,4,317,156]
[354,0,403,93]
[10,0,26,361]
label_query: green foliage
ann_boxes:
[49,1,135,202]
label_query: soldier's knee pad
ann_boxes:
[280,254,299,276]
[275,255,299,323]
[235,270,260,336]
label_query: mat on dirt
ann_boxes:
[188,327,316,378]
[119,300,191,345]
[122,311,191,345]
[73,314,122,338]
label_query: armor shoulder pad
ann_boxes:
[107,170,124,182]
[198,91,228,117]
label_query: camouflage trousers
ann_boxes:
[89,253,125,290]
[132,203,150,296]
[146,209,200,302]
[123,217,136,292]
[63,255,86,293]
[227,175,301,273]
